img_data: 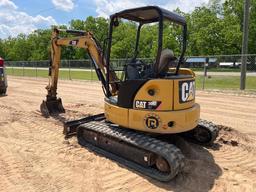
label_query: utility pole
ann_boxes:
[240,0,250,90]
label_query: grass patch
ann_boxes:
[191,67,241,72]
[196,75,256,90]
[6,68,256,90]
[6,68,99,80]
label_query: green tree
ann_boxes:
[27,29,51,60]
[1,0,256,61]
[7,34,31,60]
[111,21,137,58]
[186,7,224,55]
[0,39,6,58]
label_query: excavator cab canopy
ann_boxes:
[105,6,187,92]
[114,6,186,25]
[105,6,187,94]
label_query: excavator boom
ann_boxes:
[40,28,118,117]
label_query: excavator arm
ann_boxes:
[40,28,119,117]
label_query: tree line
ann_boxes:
[0,0,255,61]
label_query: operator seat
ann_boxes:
[126,60,140,80]
[158,49,177,75]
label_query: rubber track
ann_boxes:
[198,119,219,145]
[77,121,185,182]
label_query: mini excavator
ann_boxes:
[40,6,218,181]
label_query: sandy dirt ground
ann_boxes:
[0,76,256,192]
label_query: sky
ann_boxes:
[0,0,210,39]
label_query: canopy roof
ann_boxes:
[112,6,186,25]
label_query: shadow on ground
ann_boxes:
[140,137,222,191]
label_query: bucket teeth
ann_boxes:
[40,98,65,117]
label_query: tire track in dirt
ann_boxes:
[210,127,256,191]
[0,105,22,126]
[17,111,108,191]
[0,104,90,192]
[0,114,70,191]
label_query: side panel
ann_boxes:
[117,80,147,108]
[128,103,200,134]
[133,80,174,110]
[105,73,200,134]
[105,102,129,127]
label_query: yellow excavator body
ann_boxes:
[105,69,200,134]
[40,6,218,182]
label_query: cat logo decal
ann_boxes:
[179,80,195,103]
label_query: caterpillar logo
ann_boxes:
[179,80,195,103]
[144,114,161,129]
[134,100,161,110]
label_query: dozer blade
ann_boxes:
[40,98,65,117]
[63,113,105,138]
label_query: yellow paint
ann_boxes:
[105,101,129,127]
[134,80,173,110]
[104,66,200,134]
[128,103,200,133]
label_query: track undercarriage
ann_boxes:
[64,114,219,182]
